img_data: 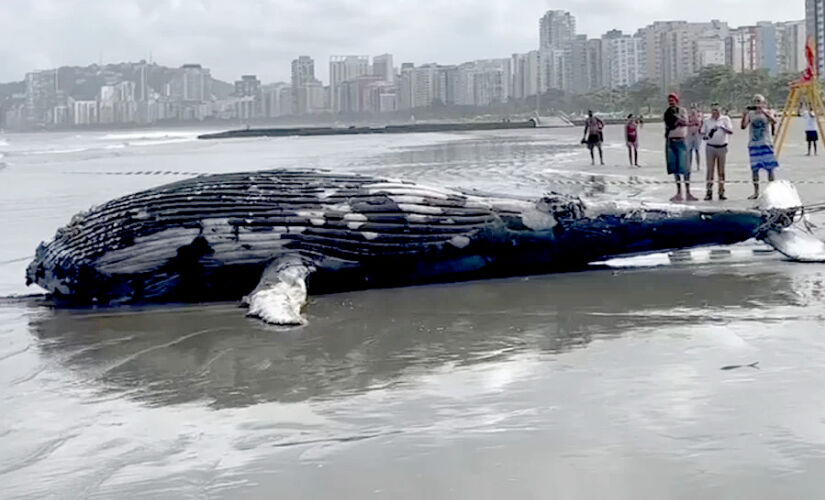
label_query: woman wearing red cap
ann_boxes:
[663,93,696,201]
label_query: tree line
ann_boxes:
[514,65,809,117]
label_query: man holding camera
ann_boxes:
[741,94,778,200]
[700,104,733,200]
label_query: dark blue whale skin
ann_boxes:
[26,169,770,305]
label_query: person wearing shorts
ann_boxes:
[686,104,704,171]
[583,110,604,165]
[806,109,819,156]
[664,93,695,201]
[625,114,640,166]
[699,104,733,200]
[741,94,778,200]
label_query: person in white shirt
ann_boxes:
[700,103,734,200]
[805,108,819,156]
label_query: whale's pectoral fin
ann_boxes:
[242,256,315,325]
[757,180,825,262]
[763,226,825,262]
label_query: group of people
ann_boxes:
[582,92,806,202]
[663,92,777,202]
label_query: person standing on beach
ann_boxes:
[741,94,778,200]
[664,93,695,201]
[687,104,704,171]
[700,103,733,200]
[625,114,641,166]
[583,110,605,166]
[805,108,819,156]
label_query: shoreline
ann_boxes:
[196,119,573,140]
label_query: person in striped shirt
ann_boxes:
[740,94,778,200]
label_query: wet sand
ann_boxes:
[2,121,825,499]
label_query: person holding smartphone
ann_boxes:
[741,94,778,200]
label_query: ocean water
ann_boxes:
[2,123,825,499]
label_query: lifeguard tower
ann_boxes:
[774,37,825,157]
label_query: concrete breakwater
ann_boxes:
[197,119,571,140]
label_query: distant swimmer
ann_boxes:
[741,94,778,200]
[582,110,605,166]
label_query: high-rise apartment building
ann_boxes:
[179,64,210,102]
[373,54,394,83]
[727,26,760,72]
[511,51,540,100]
[538,10,576,91]
[24,70,58,126]
[636,21,688,84]
[601,30,644,89]
[329,55,370,112]
[291,56,324,114]
[776,20,807,73]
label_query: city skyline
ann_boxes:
[0,0,805,84]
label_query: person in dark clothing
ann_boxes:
[582,110,605,165]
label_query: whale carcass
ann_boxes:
[25,170,812,324]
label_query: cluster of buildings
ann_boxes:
[4,5,824,130]
[294,11,809,114]
[528,12,808,96]
[3,63,295,129]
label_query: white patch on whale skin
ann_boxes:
[330,203,351,212]
[363,182,455,199]
[448,235,471,248]
[389,195,428,205]
[407,214,430,223]
[362,231,379,240]
[297,210,324,218]
[347,222,365,230]
[244,258,312,325]
[520,207,557,231]
[343,213,368,221]
[397,203,443,215]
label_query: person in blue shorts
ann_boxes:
[664,93,696,201]
[740,94,778,200]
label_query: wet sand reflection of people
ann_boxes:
[583,110,604,166]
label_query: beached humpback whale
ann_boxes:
[24,171,817,325]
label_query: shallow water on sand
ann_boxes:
[3,122,825,499]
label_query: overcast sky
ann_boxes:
[0,0,806,84]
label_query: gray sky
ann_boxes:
[0,0,805,84]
